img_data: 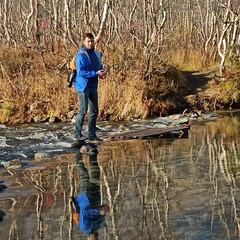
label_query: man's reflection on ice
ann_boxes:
[71,145,109,240]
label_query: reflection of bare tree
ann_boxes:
[99,159,119,239]
[0,118,240,239]
[207,131,240,238]
[148,142,169,239]
[99,140,172,239]
[1,156,84,240]
[98,119,240,239]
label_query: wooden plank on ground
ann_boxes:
[104,126,190,141]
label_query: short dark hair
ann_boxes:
[84,33,94,39]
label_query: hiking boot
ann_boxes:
[75,134,87,141]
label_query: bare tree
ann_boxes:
[2,0,11,44]
[0,0,240,75]
[216,0,240,75]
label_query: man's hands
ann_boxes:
[97,69,107,79]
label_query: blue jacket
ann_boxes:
[74,48,103,92]
[76,193,106,236]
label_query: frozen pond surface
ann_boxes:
[0,111,240,240]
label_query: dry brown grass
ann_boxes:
[200,76,240,110]
[0,46,77,123]
[0,44,239,124]
[99,73,147,120]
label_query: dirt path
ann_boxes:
[183,69,216,95]
[181,69,222,111]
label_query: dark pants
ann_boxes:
[74,86,98,139]
[76,152,101,207]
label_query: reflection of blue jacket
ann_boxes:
[76,193,105,236]
[74,47,103,92]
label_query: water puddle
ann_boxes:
[0,111,240,239]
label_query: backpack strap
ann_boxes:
[80,50,102,65]
[70,50,102,70]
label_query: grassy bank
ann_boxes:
[0,45,239,124]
